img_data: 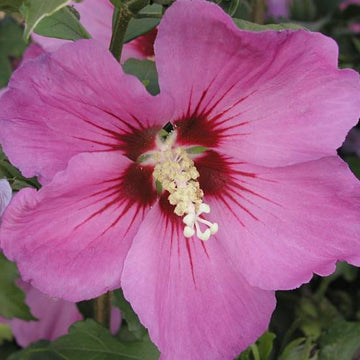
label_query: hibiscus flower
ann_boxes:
[0,0,359,359]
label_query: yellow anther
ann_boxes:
[147,132,218,241]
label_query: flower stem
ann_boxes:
[109,0,150,62]
[94,291,112,329]
[252,0,266,24]
[109,5,133,61]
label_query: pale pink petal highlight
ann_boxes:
[122,202,276,360]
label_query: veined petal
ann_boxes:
[196,152,360,290]
[122,200,276,360]
[0,152,156,301]
[0,40,172,184]
[155,0,360,166]
[0,179,12,217]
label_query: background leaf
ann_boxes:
[113,289,147,340]
[0,147,40,191]
[0,0,23,13]
[21,0,71,41]
[279,338,318,360]
[0,19,26,87]
[318,320,360,360]
[123,59,159,95]
[124,4,161,43]
[9,320,159,360]
[233,18,304,31]
[34,6,91,41]
[0,253,34,320]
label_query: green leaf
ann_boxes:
[0,0,23,13]
[233,18,304,31]
[8,340,60,360]
[0,341,20,360]
[290,0,317,21]
[0,253,35,320]
[319,320,360,360]
[237,347,252,360]
[257,332,276,359]
[0,19,27,57]
[123,59,159,95]
[279,338,318,360]
[53,320,159,360]
[21,0,71,41]
[237,331,276,360]
[124,4,161,43]
[34,5,91,41]
[0,19,27,86]
[11,320,159,360]
[113,289,147,340]
[0,147,40,190]
[0,56,11,88]
[296,296,341,340]
[344,155,360,179]
[0,324,13,345]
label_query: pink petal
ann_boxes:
[155,0,360,167]
[0,40,172,184]
[0,179,12,217]
[0,151,156,301]
[122,29,157,63]
[8,281,83,347]
[196,152,360,290]
[122,201,276,360]
[22,43,45,62]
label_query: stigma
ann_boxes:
[150,130,218,241]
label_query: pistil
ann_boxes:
[149,131,218,241]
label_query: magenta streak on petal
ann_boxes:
[159,194,209,285]
[196,151,278,225]
[185,238,196,284]
[69,106,161,161]
[74,163,156,236]
[175,78,253,148]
